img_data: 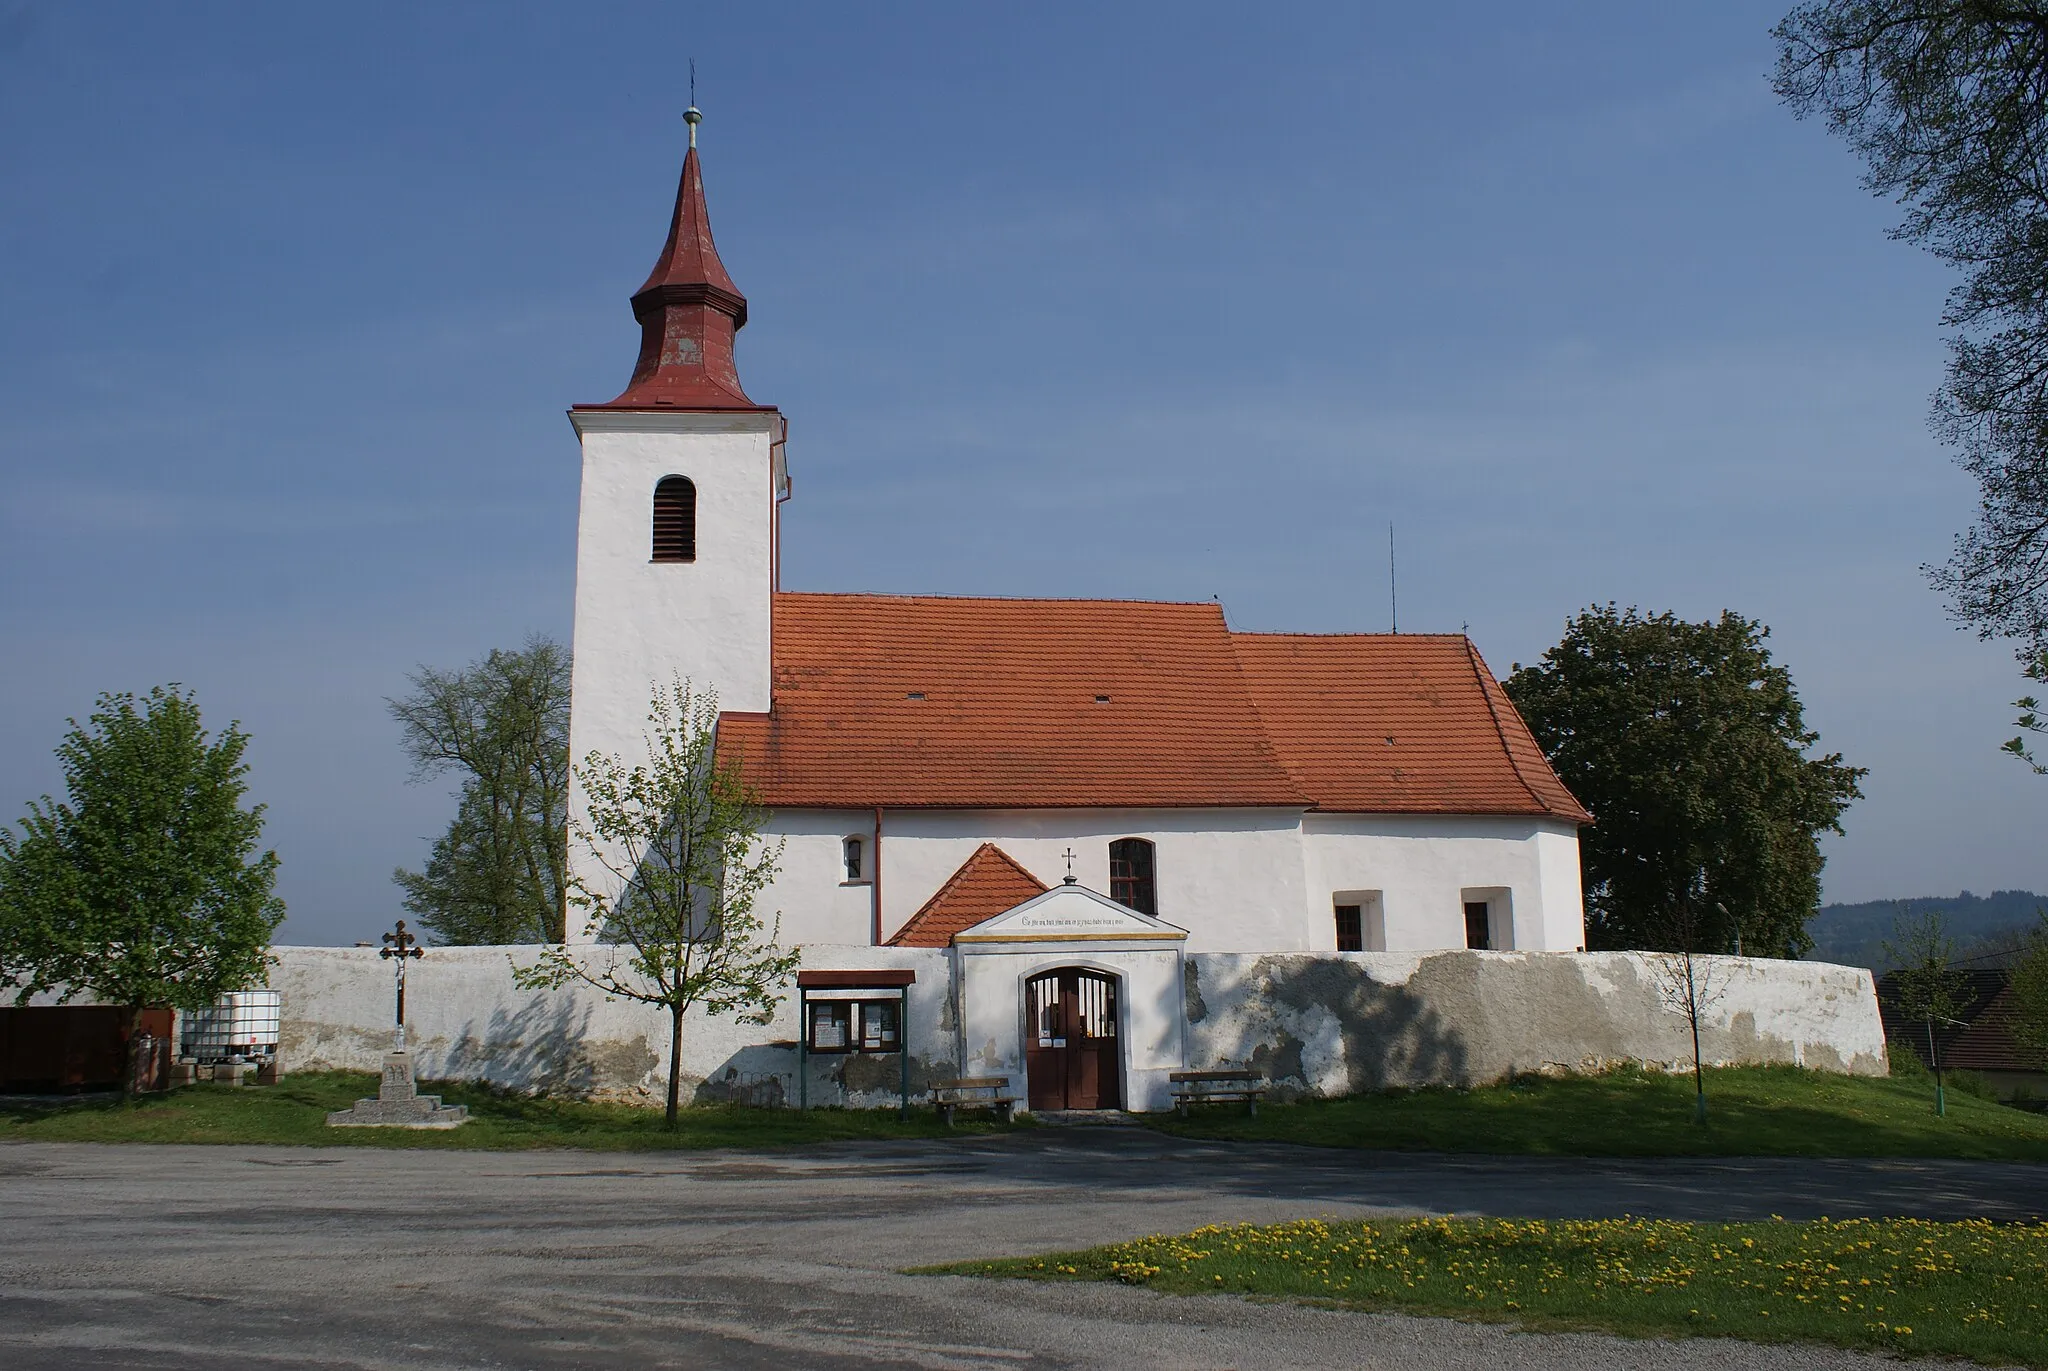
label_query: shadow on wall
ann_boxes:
[442,995,659,1100]
[692,1046,962,1108]
[694,1043,794,1107]
[1187,957,1469,1097]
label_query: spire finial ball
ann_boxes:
[684,104,702,149]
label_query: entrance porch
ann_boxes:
[951,881,1188,1113]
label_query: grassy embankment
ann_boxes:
[0,1070,1021,1150]
[1149,1062,2048,1160]
[926,1214,2048,1366]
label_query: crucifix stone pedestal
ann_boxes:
[325,1049,468,1129]
[325,919,468,1129]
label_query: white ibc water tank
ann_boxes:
[181,990,282,1062]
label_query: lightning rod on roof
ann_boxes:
[685,59,701,148]
[1389,522,1399,634]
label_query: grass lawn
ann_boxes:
[0,1071,1024,1150]
[926,1215,2048,1366]
[1149,1064,2048,1160]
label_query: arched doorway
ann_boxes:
[1024,968,1121,1110]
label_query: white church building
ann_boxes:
[562,113,1595,1111]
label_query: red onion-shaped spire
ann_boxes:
[590,106,762,410]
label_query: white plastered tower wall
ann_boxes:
[563,408,784,942]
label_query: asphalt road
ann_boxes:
[3,1129,2044,1370]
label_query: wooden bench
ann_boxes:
[1169,1069,1266,1117]
[930,1076,1016,1126]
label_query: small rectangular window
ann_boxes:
[1334,904,1363,952]
[842,836,864,882]
[1464,901,1491,951]
[1460,888,1513,951]
[1332,891,1385,951]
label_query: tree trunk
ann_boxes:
[1686,956,1706,1124]
[121,1004,142,1101]
[665,1006,684,1128]
[1927,1018,1946,1118]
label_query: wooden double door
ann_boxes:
[1025,968,1121,1111]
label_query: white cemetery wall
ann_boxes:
[270,944,952,1107]
[1184,949,1888,1095]
[267,944,1888,1109]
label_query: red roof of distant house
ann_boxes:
[887,844,1051,948]
[1879,969,2046,1075]
[715,592,1590,821]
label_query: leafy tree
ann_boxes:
[0,686,285,1090]
[1882,907,1972,1115]
[389,637,569,944]
[515,680,797,1127]
[2007,647,2047,773]
[2009,913,2048,1065]
[1775,4,2048,660]
[1503,606,1866,956]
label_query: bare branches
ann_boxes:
[1776,2,2048,659]
[1651,896,1732,1123]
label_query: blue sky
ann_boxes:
[1,4,2040,946]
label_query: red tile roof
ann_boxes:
[1231,633,1593,823]
[716,592,1589,821]
[720,594,1306,808]
[886,844,1050,948]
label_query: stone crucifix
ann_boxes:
[327,918,467,1128]
[379,918,423,1050]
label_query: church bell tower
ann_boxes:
[564,107,786,928]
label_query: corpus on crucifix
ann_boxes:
[379,918,424,1049]
[326,917,466,1128]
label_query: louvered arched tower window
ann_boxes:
[652,476,696,562]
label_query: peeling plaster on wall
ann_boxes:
[1184,951,1887,1097]
[1183,960,1208,1024]
[268,944,952,1104]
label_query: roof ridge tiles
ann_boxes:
[776,590,1229,611]
[1230,630,1471,641]
[1463,636,1552,817]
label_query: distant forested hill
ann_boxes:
[1805,890,2047,970]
